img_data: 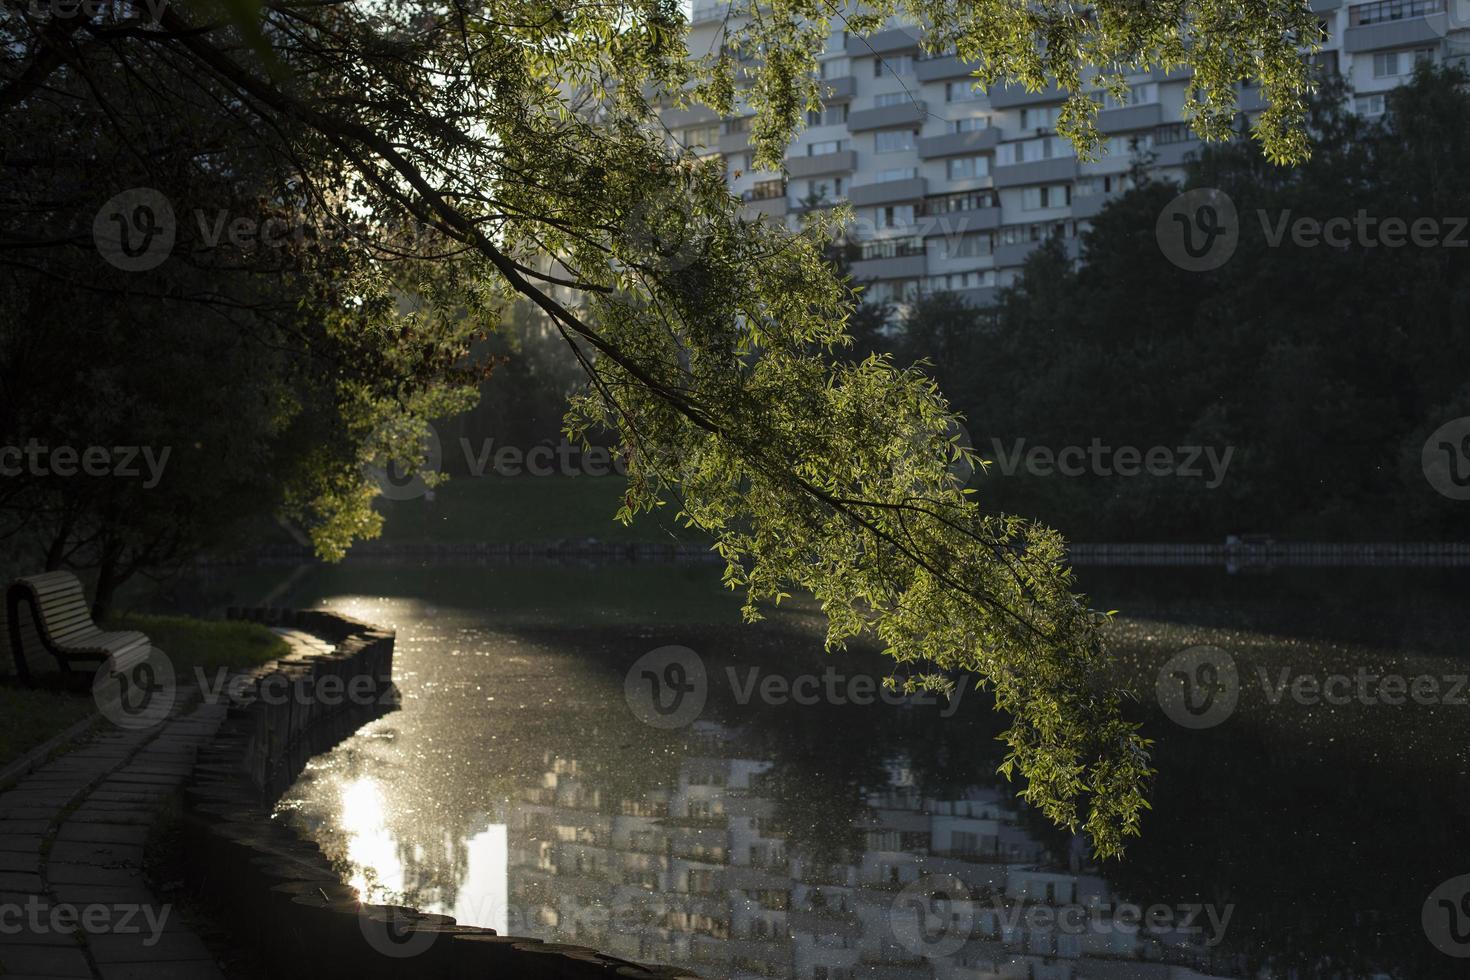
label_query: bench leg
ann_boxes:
[6,587,32,686]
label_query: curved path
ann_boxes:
[0,629,326,979]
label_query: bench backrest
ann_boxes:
[12,571,102,647]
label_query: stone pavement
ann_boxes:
[0,629,325,979]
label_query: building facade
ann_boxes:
[665,0,1470,309]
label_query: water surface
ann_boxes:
[254,562,1469,979]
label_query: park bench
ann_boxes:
[4,571,150,685]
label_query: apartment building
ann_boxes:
[664,0,1470,310]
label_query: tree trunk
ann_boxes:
[44,512,74,570]
[91,539,121,621]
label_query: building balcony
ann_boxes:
[786,149,857,178]
[992,156,1078,188]
[820,75,858,102]
[851,253,927,280]
[1096,102,1163,134]
[740,194,788,219]
[1148,64,1195,83]
[920,206,1001,237]
[718,128,752,154]
[917,127,1002,158]
[848,175,928,206]
[662,105,719,129]
[915,54,983,82]
[845,27,921,56]
[988,81,1066,109]
[848,100,928,131]
[1311,0,1343,9]
[1343,0,1450,50]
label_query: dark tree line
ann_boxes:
[865,67,1470,543]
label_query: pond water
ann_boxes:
[207,561,1468,979]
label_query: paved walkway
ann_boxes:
[0,629,323,979]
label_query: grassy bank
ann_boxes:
[0,614,289,769]
[0,687,97,770]
[105,613,290,673]
[372,475,705,545]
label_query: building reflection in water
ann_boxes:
[503,723,1237,980]
[331,775,510,936]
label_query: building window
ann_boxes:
[946,155,990,180]
[923,270,994,293]
[724,116,750,134]
[874,204,916,229]
[1153,122,1194,145]
[796,178,845,206]
[1350,0,1447,28]
[945,81,983,102]
[952,116,992,133]
[1356,93,1387,116]
[818,57,850,79]
[1374,47,1435,77]
[920,189,997,215]
[868,279,920,303]
[1074,174,1130,197]
[748,179,785,201]
[1102,133,1153,157]
[875,128,918,153]
[806,139,850,156]
[1094,82,1159,110]
[806,104,849,127]
[874,91,914,108]
[681,125,719,148]
[874,55,915,77]
[999,221,1076,245]
[1022,184,1071,210]
[876,167,918,182]
[859,236,924,260]
[940,231,993,259]
[996,136,1074,165]
[1020,105,1060,130]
